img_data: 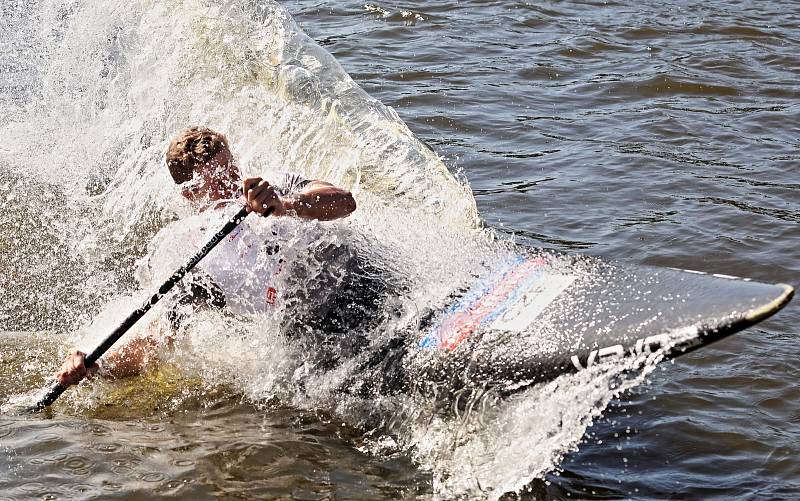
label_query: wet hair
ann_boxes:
[165,126,229,184]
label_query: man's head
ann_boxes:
[166,126,240,204]
[166,126,229,184]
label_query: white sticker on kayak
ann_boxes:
[488,274,575,332]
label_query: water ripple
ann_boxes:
[697,197,800,223]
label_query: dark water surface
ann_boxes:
[1,0,798,499]
[286,1,800,497]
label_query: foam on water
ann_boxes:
[0,1,659,497]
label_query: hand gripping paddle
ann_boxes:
[28,206,259,412]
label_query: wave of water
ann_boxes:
[0,1,655,498]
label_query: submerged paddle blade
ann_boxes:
[1,384,59,415]
[27,380,67,413]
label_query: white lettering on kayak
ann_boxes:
[488,274,576,332]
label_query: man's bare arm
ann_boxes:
[101,335,161,378]
[283,180,356,221]
[55,323,170,387]
[55,340,151,386]
[243,178,356,221]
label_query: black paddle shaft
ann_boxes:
[30,206,256,412]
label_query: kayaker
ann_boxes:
[55,126,358,386]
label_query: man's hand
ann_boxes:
[56,351,98,387]
[242,177,287,217]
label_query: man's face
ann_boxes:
[180,147,241,204]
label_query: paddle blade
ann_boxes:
[26,380,66,413]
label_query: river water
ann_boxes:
[1,1,798,499]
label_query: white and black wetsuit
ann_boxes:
[139,172,307,323]
[142,172,396,372]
